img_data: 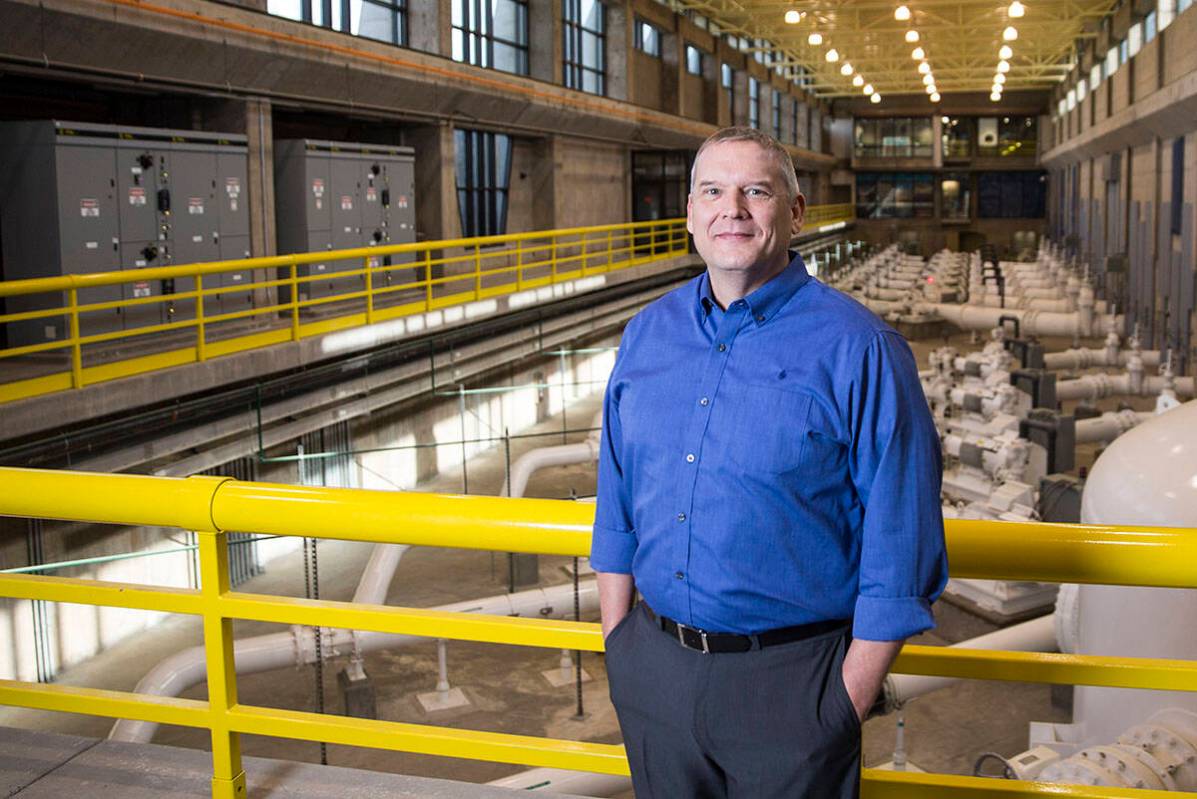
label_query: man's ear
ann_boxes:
[686,194,695,235]
[791,192,807,234]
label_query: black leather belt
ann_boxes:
[645,605,849,654]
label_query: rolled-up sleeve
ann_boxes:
[590,341,637,573]
[847,331,948,641]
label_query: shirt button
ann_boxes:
[675,571,685,580]
[717,343,727,352]
[756,314,766,322]
[685,453,696,463]
[676,512,687,522]
[699,397,709,406]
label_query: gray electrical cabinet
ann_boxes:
[0,121,250,346]
[274,140,416,307]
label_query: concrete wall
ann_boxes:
[1045,3,1197,368]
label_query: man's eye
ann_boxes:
[747,188,769,197]
[705,188,720,196]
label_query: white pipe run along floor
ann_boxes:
[109,579,600,743]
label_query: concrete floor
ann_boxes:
[3,322,1146,796]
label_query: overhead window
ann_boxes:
[455,129,512,238]
[563,0,605,95]
[686,45,703,75]
[855,173,935,219]
[452,0,529,76]
[748,78,760,129]
[977,171,1047,218]
[634,19,661,57]
[772,91,782,140]
[721,63,734,113]
[267,0,407,45]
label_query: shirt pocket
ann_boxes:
[725,385,813,475]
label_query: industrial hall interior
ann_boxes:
[0,0,1196,794]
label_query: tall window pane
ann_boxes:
[453,0,530,76]
[748,78,759,129]
[455,129,513,237]
[635,19,661,56]
[564,0,605,95]
[268,0,406,46]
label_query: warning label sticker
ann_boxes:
[133,282,151,298]
[340,195,353,211]
[128,188,147,206]
[311,179,325,197]
[80,198,100,217]
[188,198,205,215]
[397,195,409,209]
[366,187,377,202]
[225,178,241,197]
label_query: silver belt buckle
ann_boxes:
[677,622,710,654]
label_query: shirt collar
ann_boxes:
[697,251,812,327]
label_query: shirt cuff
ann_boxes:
[589,524,636,574]
[852,595,935,641]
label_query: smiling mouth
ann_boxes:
[714,232,754,240]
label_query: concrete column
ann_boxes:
[410,0,451,57]
[245,98,277,260]
[716,63,731,127]
[407,122,460,242]
[605,1,631,101]
[529,0,562,85]
[662,31,681,116]
[531,136,559,230]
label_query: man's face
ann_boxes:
[686,140,805,281]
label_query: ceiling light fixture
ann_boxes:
[994,73,1006,84]
[895,5,911,21]
[863,83,875,95]
[840,63,853,75]
[852,74,864,86]
[808,32,823,46]
[990,91,1002,101]
[911,46,926,60]
[923,73,935,85]
[871,93,882,103]
[1008,1,1025,18]
[992,83,1003,93]
[905,30,920,43]
[999,44,1013,60]
[997,59,1010,72]
[1003,25,1019,41]
[826,48,840,62]
[784,9,802,24]
[918,61,931,74]
[930,91,941,102]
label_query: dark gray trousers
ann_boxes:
[605,603,861,799]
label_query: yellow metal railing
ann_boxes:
[0,219,690,405]
[805,202,855,230]
[0,466,1195,798]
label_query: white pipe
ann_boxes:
[1057,374,1196,401]
[110,579,600,743]
[1075,411,1155,444]
[1044,348,1163,370]
[500,411,602,499]
[883,614,1058,709]
[488,768,632,795]
[352,544,408,605]
[921,302,1124,338]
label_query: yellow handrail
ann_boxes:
[0,207,856,406]
[0,465,1194,798]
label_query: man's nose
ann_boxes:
[718,191,748,218]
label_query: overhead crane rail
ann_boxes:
[0,466,1195,798]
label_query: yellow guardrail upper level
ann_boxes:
[0,466,1195,798]
[0,209,854,406]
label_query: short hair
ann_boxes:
[689,126,800,202]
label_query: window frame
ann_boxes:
[452,0,530,76]
[267,0,408,46]
[634,18,661,57]
[454,128,514,238]
[563,0,606,95]
[748,77,760,129]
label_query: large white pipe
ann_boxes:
[921,302,1124,339]
[499,411,602,499]
[1056,374,1196,401]
[352,544,408,606]
[110,579,600,743]
[883,614,1058,710]
[1075,410,1155,444]
[1044,348,1163,370]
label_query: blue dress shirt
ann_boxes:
[590,252,948,641]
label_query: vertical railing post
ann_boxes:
[550,237,558,284]
[196,274,207,363]
[290,261,300,342]
[515,239,523,291]
[473,243,482,301]
[68,287,84,389]
[424,248,434,311]
[197,526,248,798]
[606,229,613,271]
[365,256,375,325]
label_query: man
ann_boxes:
[590,127,947,798]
